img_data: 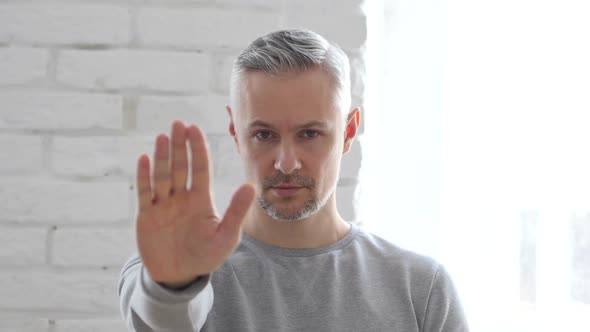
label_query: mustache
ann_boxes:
[262,173,314,190]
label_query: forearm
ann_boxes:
[118,254,214,332]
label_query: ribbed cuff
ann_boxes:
[141,266,210,304]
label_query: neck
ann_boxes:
[242,195,351,249]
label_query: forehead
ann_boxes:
[237,69,341,128]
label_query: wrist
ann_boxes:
[159,276,202,290]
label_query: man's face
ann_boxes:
[229,68,353,221]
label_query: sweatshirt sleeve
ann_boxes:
[118,254,214,332]
[421,264,470,332]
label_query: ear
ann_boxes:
[343,107,361,154]
[226,105,240,152]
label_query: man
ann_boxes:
[119,29,469,331]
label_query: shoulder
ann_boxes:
[351,226,442,280]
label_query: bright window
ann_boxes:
[361,1,590,330]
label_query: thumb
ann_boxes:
[219,183,256,239]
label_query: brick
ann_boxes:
[0,134,43,173]
[0,180,129,223]
[284,12,367,50]
[53,319,127,332]
[0,227,47,266]
[53,227,135,267]
[0,269,119,314]
[52,135,152,177]
[0,314,49,332]
[137,8,280,49]
[57,49,209,93]
[215,0,281,8]
[285,0,365,12]
[0,4,130,45]
[212,54,238,94]
[136,95,229,135]
[0,47,48,85]
[0,92,122,130]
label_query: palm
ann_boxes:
[135,121,254,286]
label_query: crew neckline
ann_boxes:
[240,222,359,257]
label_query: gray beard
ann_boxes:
[257,194,329,222]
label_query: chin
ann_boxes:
[256,193,328,222]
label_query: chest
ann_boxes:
[202,253,422,332]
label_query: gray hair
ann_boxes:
[229,29,351,115]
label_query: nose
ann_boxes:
[274,142,302,174]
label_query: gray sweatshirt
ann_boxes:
[119,223,470,331]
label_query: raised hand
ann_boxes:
[135,121,255,288]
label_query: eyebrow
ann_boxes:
[248,120,329,130]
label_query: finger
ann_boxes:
[153,134,172,201]
[136,153,153,211]
[187,125,211,193]
[219,183,256,239]
[171,121,189,193]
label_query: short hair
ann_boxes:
[229,29,351,115]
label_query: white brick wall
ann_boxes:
[1,180,130,223]
[0,47,48,85]
[0,4,131,45]
[57,49,210,92]
[0,0,366,329]
[0,314,49,332]
[0,92,122,129]
[52,135,152,177]
[0,269,119,313]
[136,95,229,134]
[0,134,44,173]
[137,8,281,49]
[53,319,128,332]
[52,227,136,267]
[0,226,47,266]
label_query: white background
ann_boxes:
[362,0,590,331]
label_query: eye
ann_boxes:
[254,130,274,141]
[301,130,320,139]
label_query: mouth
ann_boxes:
[273,185,302,189]
[269,184,304,197]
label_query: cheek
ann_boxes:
[311,144,342,184]
[240,146,272,177]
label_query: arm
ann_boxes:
[120,122,254,331]
[118,254,214,332]
[421,264,470,332]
